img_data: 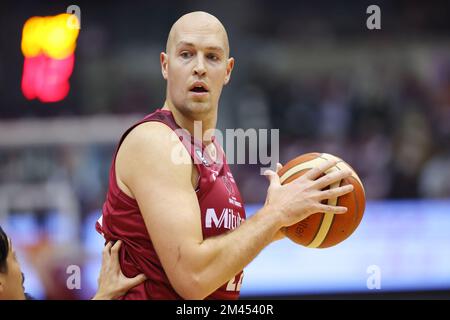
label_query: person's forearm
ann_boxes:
[92,293,112,300]
[181,205,282,299]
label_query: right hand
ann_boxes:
[263,159,354,228]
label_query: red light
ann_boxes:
[21,14,79,103]
[22,54,74,103]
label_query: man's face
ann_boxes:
[0,239,26,300]
[161,14,234,117]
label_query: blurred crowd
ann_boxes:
[231,45,450,202]
[1,2,448,207]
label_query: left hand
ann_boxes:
[92,240,147,300]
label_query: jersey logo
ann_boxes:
[222,176,234,195]
[205,208,244,230]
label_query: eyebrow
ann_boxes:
[176,41,225,54]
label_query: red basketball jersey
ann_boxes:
[96,109,246,299]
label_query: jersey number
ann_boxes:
[226,273,244,292]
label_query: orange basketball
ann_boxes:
[278,152,365,248]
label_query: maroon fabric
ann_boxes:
[96,109,246,299]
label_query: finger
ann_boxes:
[316,184,354,201]
[126,273,147,289]
[304,159,338,181]
[314,169,353,190]
[102,241,113,258]
[264,169,281,188]
[110,240,122,259]
[316,204,348,214]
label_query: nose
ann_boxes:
[193,55,206,77]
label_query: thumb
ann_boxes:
[264,168,281,188]
[126,273,147,288]
[276,162,283,173]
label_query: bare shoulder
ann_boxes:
[116,121,193,195]
[122,121,179,153]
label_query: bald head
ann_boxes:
[166,11,230,57]
[160,11,235,117]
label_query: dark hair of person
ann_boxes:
[0,225,9,273]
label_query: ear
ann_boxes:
[160,52,169,80]
[224,57,235,85]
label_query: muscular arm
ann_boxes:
[116,122,282,299]
[117,122,352,299]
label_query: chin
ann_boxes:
[184,101,214,117]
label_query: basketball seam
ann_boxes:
[307,162,341,248]
[306,212,325,247]
[319,154,343,165]
[279,157,327,183]
[320,153,365,194]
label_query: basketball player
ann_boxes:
[0,225,146,300]
[96,11,354,299]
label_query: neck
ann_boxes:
[162,100,217,145]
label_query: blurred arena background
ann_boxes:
[0,0,449,299]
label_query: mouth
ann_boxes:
[189,82,209,95]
